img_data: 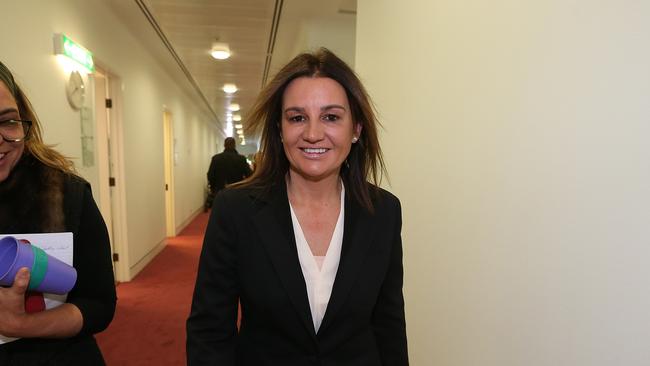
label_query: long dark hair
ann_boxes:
[0,61,76,175]
[241,48,386,212]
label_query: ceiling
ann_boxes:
[110,0,357,147]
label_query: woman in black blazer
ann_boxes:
[187,48,408,365]
[0,61,116,365]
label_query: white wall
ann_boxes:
[1,0,220,279]
[289,17,356,67]
[356,0,650,365]
[270,0,357,76]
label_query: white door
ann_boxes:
[163,110,176,237]
[93,66,128,281]
[93,69,115,272]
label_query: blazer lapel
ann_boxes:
[251,184,317,339]
[318,191,375,334]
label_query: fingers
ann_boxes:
[13,267,30,294]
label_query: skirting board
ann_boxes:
[128,205,203,280]
[129,239,166,280]
[176,206,203,234]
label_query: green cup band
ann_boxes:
[28,246,48,291]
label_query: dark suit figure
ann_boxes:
[187,48,408,365]
[206,137,251,208]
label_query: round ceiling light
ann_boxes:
[211,42,231,60]
[228,103,240,111]
[223,83,238,94]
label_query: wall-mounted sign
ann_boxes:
[53,33,94,73]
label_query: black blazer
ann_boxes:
[187,182,408,365]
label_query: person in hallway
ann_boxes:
[205,137,252,210]
[187,48,408,365]
[0,61,116,365]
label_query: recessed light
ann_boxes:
[211,42,230,60]
[223,83,238,94]
[235,124,243,129]
[228,103,240,111]
[233,115,242,122]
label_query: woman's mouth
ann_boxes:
[301,148,328,154]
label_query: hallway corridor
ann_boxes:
[96,211,209,365]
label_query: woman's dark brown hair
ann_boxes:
[0,61,76,175]
[241,48,386,212]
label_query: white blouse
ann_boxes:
[289,184,345,333]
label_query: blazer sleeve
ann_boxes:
[187,191,240,365]
[66,184,117,335]
[372,197,409,365]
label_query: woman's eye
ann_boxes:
[322,114,340,122]
[288,115,306,122]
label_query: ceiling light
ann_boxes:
[240,138,246,145]
[236,129,244,135]
[210,42,231,60]
[228,103,240,111]
[234,124,243,129]
[233,114,241,122]
[223,83,238,94]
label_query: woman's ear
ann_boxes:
[353,122,363,141]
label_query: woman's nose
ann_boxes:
[303,119,324,142]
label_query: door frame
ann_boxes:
[93,64,129,282]
[163,109,176,237]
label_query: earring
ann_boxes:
[352,136,358,143]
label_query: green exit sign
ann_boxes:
[53,33,94,73]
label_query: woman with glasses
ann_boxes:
[187,49,408,365]
[0,61,116,365]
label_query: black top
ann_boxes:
[0,155,117,365]
[206,148,252,193]
[187,183,409,365]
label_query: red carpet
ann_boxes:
[96,211,209,365]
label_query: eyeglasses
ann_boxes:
[0,119,32,143]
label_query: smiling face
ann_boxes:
[281,76,361,184]
[0,81,25,183]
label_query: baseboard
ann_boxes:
[126,206,202,280]
[129,239,166,279]
[176,206,203,234]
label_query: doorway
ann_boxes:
[93,66,128,281]
[163,110,176,237]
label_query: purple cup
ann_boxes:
[0,236,77,295]
[0,236,34,287]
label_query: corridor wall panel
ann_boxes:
[356,0,650,364]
